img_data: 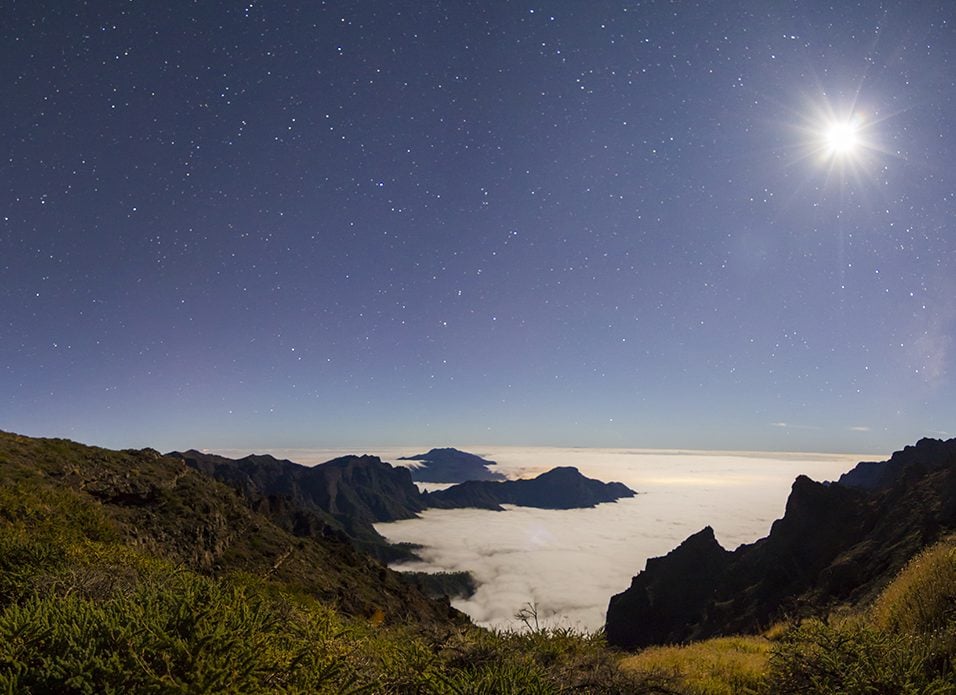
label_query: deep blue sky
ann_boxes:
[2,1,953,454]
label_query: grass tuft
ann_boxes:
[870,535,956,637]
[620,636,770,695]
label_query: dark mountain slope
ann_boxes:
[172,449,424,562]
[398,447,506,483]
[837,436,956,489]
[425,466,636,510]
[605,437,956,650]
[0,430,462,626]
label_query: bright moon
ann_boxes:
[823,118,861,156]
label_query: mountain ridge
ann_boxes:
[605,436,956,650]
[170,448,637,565]
[171,449,425,562]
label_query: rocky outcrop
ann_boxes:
[605,437,956,650]
[605,527,732,648]
[398,447,506,483]
[424,466,636,510]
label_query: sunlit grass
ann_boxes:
[869,535,956,637]
[615,538,956,694]
[619,635,770,694]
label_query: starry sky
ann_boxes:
[2,1,954,454]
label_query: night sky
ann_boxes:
[2,1,954,454]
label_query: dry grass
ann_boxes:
[869,535,956,637]
[619,635,770,694]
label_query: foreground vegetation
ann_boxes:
[0,443,641,693]
[1,431,954,692]
[0,535,637,692]
[5,521,953,694]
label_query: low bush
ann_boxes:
[0,531,646,693]
[765,618,953,694]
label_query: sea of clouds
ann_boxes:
[216,445,870,632]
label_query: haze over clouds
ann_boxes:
[241,446,862,631]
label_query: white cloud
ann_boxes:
[201,445,871,630]
[376,447,863,631]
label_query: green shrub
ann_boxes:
[0,482,117,544]
[0,564,359,693]
[0,535,650,694]
[765,619,954,694]
[438,660,553,694]
[0,528,69,604]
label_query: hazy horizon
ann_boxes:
[203,442,886,470]
[3,421,928,461]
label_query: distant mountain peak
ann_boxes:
[424,466,636,511]
[397,447,505,483]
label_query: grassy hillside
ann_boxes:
[0,431,457,625]
[1,430,954,692]
[0,431,644,692]
[0,531,642,692]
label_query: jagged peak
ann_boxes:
[678,525,724,552]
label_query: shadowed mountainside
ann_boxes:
[424,466,636,510]
[398,447,506,483]
[174,451,636,539]
[837,436,956,489]
[605,437,956,650]
[171,450,425,562]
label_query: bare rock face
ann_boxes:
[605,527,731,649]
[605,438,956,650]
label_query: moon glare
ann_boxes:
[823,118,861,157]
[824,120,860,156]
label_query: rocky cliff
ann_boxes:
[605,437,956,650]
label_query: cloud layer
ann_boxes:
[375,447,864,631]
[215,444,866,631]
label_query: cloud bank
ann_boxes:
[375,447,864,631]
[214,445,867,630]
